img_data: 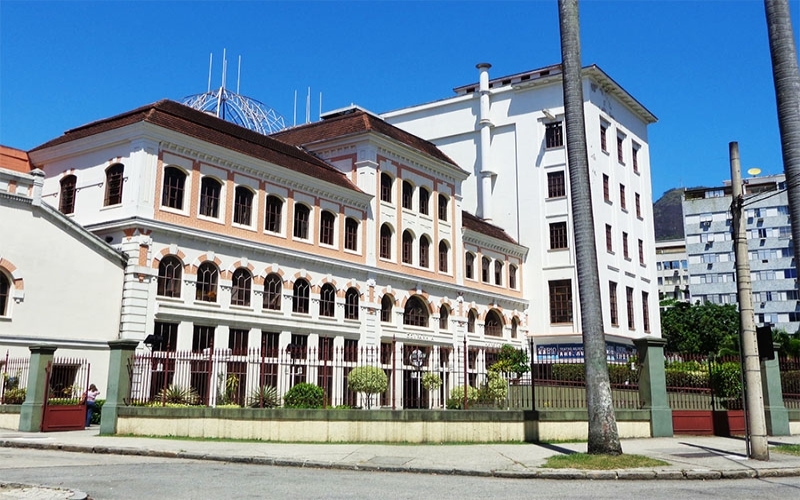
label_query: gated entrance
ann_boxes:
[666,353,745,436]
[41,357,90,432]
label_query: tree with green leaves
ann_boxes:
[660,300,740,355]
[489,344,530,378]
[347,366,388,409]
[558,0,621,455]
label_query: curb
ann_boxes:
[3,440,800,480]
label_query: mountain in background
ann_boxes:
[653,188,690,241]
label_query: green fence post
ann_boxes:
[633,336,673,437]
[761,343,790,436]
[18,345,58,432]
[100,339,140,435]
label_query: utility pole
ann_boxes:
[729,141,769,461]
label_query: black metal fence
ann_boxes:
[0,354,30,404]
[665,353,743,411]
[780,356,800,410]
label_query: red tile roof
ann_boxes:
[0,145,32,173]
[30,100,362,194]
[461,211,518,245]
[272,108,465,172]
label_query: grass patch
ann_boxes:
[543,453,669,470]
[773,444,800,456]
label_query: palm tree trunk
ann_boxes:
[765,0,800,280]
[558,0,622,455]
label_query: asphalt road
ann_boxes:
[3,448,800,499]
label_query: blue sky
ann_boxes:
[1,1,797,200]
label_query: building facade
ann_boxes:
[384,63,661,356]
[655,239,690,305]
[683,174,797,333]
[15,101,528,408]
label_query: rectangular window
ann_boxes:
[549,280,573,324]
[626,287,635,330]
[549,221,568,250]
[609,281,618,326]
[192,325,215,353]
[603,174,610,202]
[632,144,640,173]
[606,224,613,253]
[635,193,642,218]
[152,322,178,352]
[617,135,625,163]
[619,184,626,210]
[623,232,629,259]
[600,123,608,152]
[638,239,645,265]
[642,291,650,332]
[545,122,564,149]
[547,171,566,198]
[228,328,249,355]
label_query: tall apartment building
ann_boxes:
[683,174,797,333]
[384,63,661,358]
[655,239,690,304]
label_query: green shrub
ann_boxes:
[448,385,479,409]
[552,364,585,382]
[421,372,442,391]
[91,399,104,425]
[347,366,388,409]
[666,360,704,372]
[247,385,280,408]
[283,382,324,409]
[489,345,530,377]
[781,370,800,394]
[478,372,507,404]
[155,385,200,405]
[710,362,742,399]
[665,369,708,388]
[608,364,639,384]
[2,387,26,404]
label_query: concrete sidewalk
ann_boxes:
[2,428,800,480]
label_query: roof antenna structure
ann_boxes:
[182,50,287,135]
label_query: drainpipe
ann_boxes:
[477,63,494,222]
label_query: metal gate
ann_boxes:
[666,353,745,436]
[41,357,90,432]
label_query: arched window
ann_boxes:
[199,177,222,218]
[233,186,254,226]
[465,252,475,279]
[292,278,310,313]
[511,317,519,339]
[319,283,336,317]
[402,230,413,264]
[0,272,9,317]
[403,296,429,327]
[293,204,310,240]
[320,211,335,246]
[438,194,448,221]
[509,265,518,290]
[494,261,504,286]
[104,164,124,206]
[439,305,449,331]
[380,224,393,259]
[419,235,430,268]
[402,181,414,210]
[157,256,183,298]
[345,288,359,320]
[162,166,186,210]
[381,295,394,322]
[196,262,219,302]
[59,175,77,214]
[263,273,282,311]
[467,309,477,333]
[482,257,491,283]
[485,310,503,337]
[380,173,393,203]
[438,240,449,273]
[265,195,283,233]
[231,268,252,307]
[419,187,430,215]
[344,217,359,251]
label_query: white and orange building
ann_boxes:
[2,101,528,407]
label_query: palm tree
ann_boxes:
[765,0,800,280]
[558,0,622,455]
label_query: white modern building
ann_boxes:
[384,63,661,358]
[683,174,797,333]
[655,239,690,305]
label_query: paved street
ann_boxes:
[3,447,800,499]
